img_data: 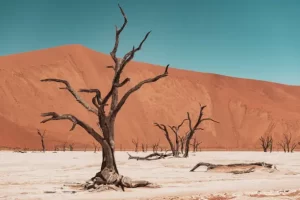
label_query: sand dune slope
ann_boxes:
[0,45,300,150]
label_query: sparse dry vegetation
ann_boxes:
[278,132,298,153]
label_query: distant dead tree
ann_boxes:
[62,142,68,152]
[179,134,187,154]
[184,105,218,157]
[69,143,75,151]
[259,123,275,152]
[141,143,148,152]
[54,145,59,151]
[84,144,88,152]
[259,135,273,152]
[37,129,46,152]
[120,144,123,151]
[39,4,169,191]
[152,140,160,153]
[278,132,297,153]
[92,142,98,153]
[154,118,187,157]
[190,137,202,152]
[132,138,139,152]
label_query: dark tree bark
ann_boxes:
[40,4,169,191]
[37,129,46,152]
[183,105,219,158]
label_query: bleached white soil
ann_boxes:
[1,151,300,200]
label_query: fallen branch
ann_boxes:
[127,152,172,161]
[190,162,275,174]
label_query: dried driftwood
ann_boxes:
[190,162,275,174]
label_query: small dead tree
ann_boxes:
[62,142,68,152]
[278,132,297,153]
[54,145,59,151]
[37,129,46,152]
[120,144,123,151]
[259,135,273,152]
[69,143,75,151]
[141,143,148,152]
[190,137,202,152]
[184,105,219,157]
[152,140,160,153]
[92,142,98,153]
[259,122,275,152]
[154,119,187,157]
[84,144,88,152]
[132,138,139,152]
[179,134,187,154]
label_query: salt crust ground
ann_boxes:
[1,151,300,200]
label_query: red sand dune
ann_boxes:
[0,44,300,151]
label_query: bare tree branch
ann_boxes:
[111,65,169,118]
[41,79,98,115]
[40,112,104,143]
[110,4,128,65]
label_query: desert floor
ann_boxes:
[1,151,300,200]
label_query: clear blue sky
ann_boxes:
[1,0,300,85]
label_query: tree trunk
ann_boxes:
[183,132,193,157]
[174,137,180,157]
[41,139,45,152]
[99,122,119,175]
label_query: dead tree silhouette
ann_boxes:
[39,4,169,191]
[37,129,46,152]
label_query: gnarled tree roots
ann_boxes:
[127,152,172,161]
[84,168,158,192]
[190,162,277,174]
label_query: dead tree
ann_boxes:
[69,143,75,151]
[92,142,98,153]
[178,134,187,154]
[169,119,188,156]
[39,4,169,191]
[141,143,148,152]
[84,144,88,152]
[152,140,160,153]
[259,122,275,152]
[132,138,139,152]
[190,137,202,152]
[54,145,59,151]
[259,136,273,152]
[153,123,175,154]
[37,129,46,152]
[184,105,218,157]
[62,142,68,152]
[278,132,297,153]
[120,144,123,151]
